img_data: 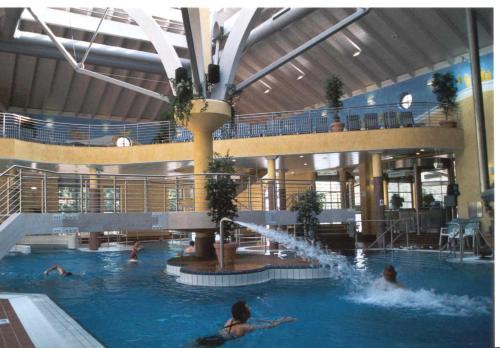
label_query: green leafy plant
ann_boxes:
[423,193,435,207]
[390,193,404,210]
[431,72,458,120]
[167,78,208,126]
[325,75,344,122]
[206,152,239,241]
[291,190,324,242]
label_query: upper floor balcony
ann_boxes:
[0,102,460,147]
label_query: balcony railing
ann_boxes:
[0,102,459,147]
[0,166,316,220]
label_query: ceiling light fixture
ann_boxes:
[259,80,272,94]
[346,37,362,57]
[290,63,306,80]
[30,186,37,190]
[304,163,308,166]
[299,155,304,158]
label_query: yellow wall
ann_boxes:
[454,90,494,232]
[0,127,464,166]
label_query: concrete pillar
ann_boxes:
[183,99,231,258]
[339,168,348,209]
[383,178,389,208]
[371,153,384,237]
[358,153,371,235]
[278,169,287,210]
[265,156,277,211]
[348,177,355,209]
[88,167,100,250]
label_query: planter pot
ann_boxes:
[330,122,345,132]
[439,120,457,128]
[213,242,238,266]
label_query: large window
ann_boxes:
[421,170,449,207]
[388,182,413,209]
[58,184,81,212]
[103,187,120,212]
[316,180,342,209]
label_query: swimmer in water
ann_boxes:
[195,301,295,346]
[374,265,404,289]
[129,241,142,262]
[44,264,73,277]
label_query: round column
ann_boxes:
[371,153,384,238]
[183,99,231,258]
[88,167,101,250]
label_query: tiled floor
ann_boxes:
[0,299,35,348]
[169,253,316,272]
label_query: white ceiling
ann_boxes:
[0,7,494,121]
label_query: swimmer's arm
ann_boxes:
[44,265,59,275]
[249,317,296,331]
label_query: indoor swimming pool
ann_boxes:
[0,244,493,347]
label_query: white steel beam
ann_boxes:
[28,8,169,103]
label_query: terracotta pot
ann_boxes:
[439,120,457,128]
[213,242,238,266]
[330,122,345,132]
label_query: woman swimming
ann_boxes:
[195,300,295,346]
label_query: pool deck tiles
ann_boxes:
[0,293,103,348]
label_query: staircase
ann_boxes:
[0,168,24,259]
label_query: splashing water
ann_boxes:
[236,221,356,280]
[346,282,491,317]
[237,222,491,317]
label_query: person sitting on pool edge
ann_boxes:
[44,264,72,277]
[195,300,295,346]
[183,241,195,255]
[375,264,404,289]
[129,241,143,262]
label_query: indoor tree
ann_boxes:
[431,72,458,121]
[205,152,239,241]
[325,75,344,124]
[291,189,324,243]
[390,193,404,210]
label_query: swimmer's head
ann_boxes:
[383,265,397,283]
[189,241,195,246]
[232,301,251,323]
[64,272,73,277]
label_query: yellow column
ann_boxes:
[265,156,277,211]
[88,166,101,250]
[183,99,231,212]
[371,153,384,237]
[183,99,231,259]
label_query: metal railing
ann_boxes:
[0,165,314,217]
[0,102,459,146]
[360,218,414,250]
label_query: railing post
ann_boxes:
[247,176,252,210]
[136,124,139,144]
[113,175,117,213]
[80,175,83,213]
[175,176,179,211]
[2,113,5,137]
[43,173,47,213]
[144,177,148,212]
[18,168,22,212]
[163,182,167,212]
[17,118,20,139]
[88,124,91,146]
[124,179,128,213]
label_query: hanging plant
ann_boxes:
[291,189,324,243]
[325,75,344,122]
[167,78,208,126]
[431,72,458,120]
[205,152,239,241]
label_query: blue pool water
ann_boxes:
[0,244,493,347]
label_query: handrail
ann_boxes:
[0,102,459,147]
[362,218,413,250]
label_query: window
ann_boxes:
[116,137,131,147]
[388,182,413,209]
[103,187,120,212]
[421,170,449,207]
[316,180,342,209]
[399,93,412,109]
[58,184,81,212]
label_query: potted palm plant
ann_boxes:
[325,75,345,132]
[431,72,458,128]
[206,153,239,265]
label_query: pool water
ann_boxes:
[0,244,493,348]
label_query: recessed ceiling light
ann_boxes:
[290,63,306,80]
[299,155,304,158]
[352,50,361,57]
[30,186,37,190]
[416,152,420,155]
[304,163,308,166]
[232,159,236,162]
[296,75,305,80]
[259,80,272,94]
[420,149,425,152]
